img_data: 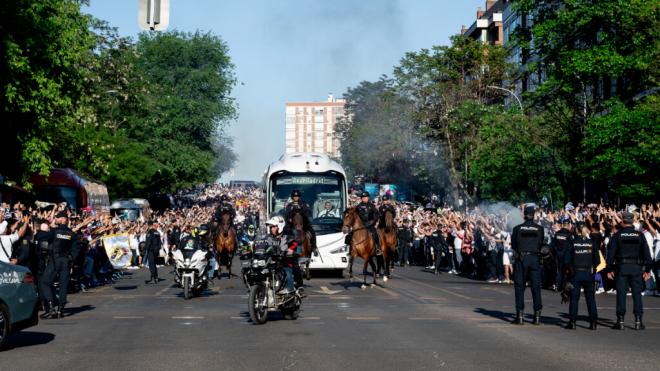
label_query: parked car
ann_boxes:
[0,262,39,349]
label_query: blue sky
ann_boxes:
[84,0,484,180]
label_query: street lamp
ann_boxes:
[486,85,523,112]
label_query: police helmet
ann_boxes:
[248,225,255,231]
[382,195,390,201]
[360,191,370,198]
[266,216,286,234]
[197,224,210,236]
[291,190,301,198]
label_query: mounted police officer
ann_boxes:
[41,211,75,319]
[606,211,652,330]
[511,205,544,325]
[564,222,600,330]
[355,191,380,253]
[552,217,573,291]
[378,195,397,229]
[284,190,316,251]
[144,220,162,284]
[213,194,236,228]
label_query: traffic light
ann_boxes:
[138,0,170,31]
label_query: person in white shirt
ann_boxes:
[0,216,29,264]
[318,201,339,218]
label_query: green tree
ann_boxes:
[1,0,96,183]
[582,95,660,200]
[513,0,660,199]
[393,36,510,201]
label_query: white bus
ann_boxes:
[262,153,349,273]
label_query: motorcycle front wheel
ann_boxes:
[183,276,192,300]
[248,285,268,325]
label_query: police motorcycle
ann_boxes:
[172,225,213,300]
[242,219,307,324]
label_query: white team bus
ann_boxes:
[262,153,350,273]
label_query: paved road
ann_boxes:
[2,261,659,371]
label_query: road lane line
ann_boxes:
[302,316,321,320]
[172,316,204,319]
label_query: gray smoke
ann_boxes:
[476,201,523,231]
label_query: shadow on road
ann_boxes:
[1,332,55,351]
[62,305,96,318]
[114,285,138,291]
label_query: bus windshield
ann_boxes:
[270,172,345,235]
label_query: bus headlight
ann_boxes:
[330,245,348,254]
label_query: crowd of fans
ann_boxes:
[2,182,658,299]
[361,194,660,296]
[0,184,263,295]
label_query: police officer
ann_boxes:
[144,220,162,284]
[356,191,380,252]
[511,205,544,325]
[398,219,413,266]
[564,222,600,330]
[213,195,236,227]
[41,211,75,319]
[431,223,447,275]
[378,195,397,229]
[34,219,53,314]
[284,190,316,250]
[552,217,573,291]
[606,211,652,330]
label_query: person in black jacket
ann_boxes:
[398,220,413,267]
[511,205,545,325]
[144,220,162,284]
[552,217,573,291]
[564,222,600,330]
[41,212,76,319]
[431,224,447,275]
[606,211,652,330]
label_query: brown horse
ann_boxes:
[214,213,236,279]
[291,212,313,280]
[342,207,378,288]
[377,209,397,281]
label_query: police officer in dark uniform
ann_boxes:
[398,219,413,266]
[213,195,236,227]
[606,211,652,330]
[511,205,544,325]
[431,223,447,275]
[144,220,162,284]
[284,190,316,250]
[552,217,573,291]
[41,211,75,319]
[564,222,600,330]
[378,195,397,228]
[34,219,53,313]
[356,191,380,252]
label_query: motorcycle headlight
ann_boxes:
[330,245,349,254]
[252,259,266,268]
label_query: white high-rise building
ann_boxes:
[285,94,345,158]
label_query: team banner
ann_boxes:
[102,234,133,269]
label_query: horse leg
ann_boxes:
[349,255,354,280]
[383,252,390,282]
[305,260,311,281]
[361,258,369,289]
[368,256,378,286]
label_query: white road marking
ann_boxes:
[172,316,204,319]
[346,316,381,320]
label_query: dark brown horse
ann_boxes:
[214,213,236,279]
[377,209,397,281]
[291,211,313,280]
[342,207,377,288]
